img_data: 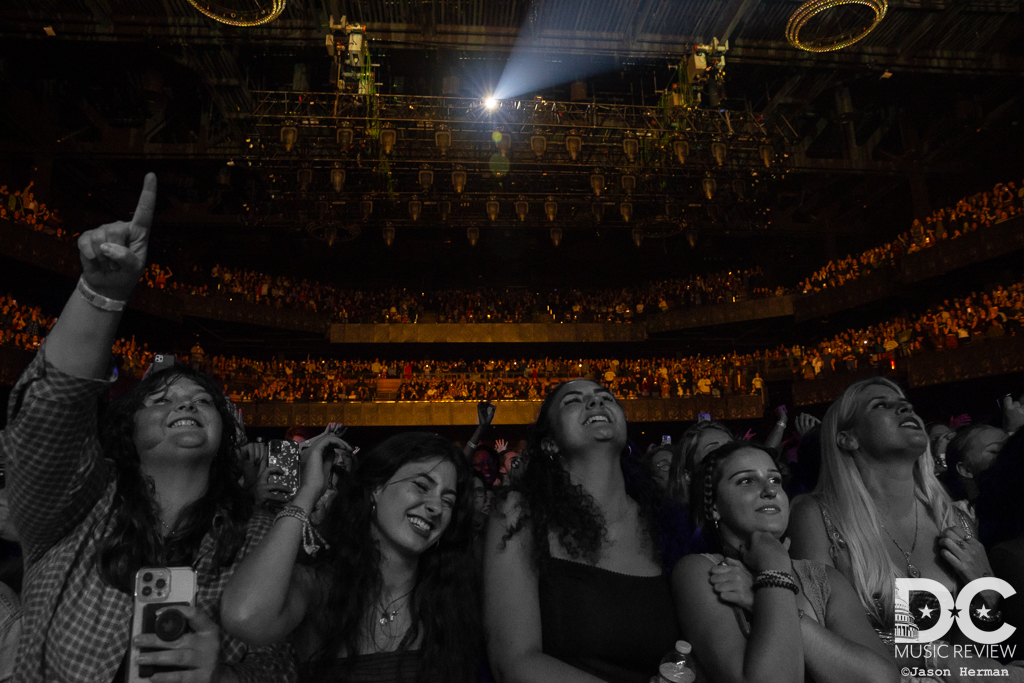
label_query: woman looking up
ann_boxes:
[484,379,688,683]
[221,431,481,682]
[1,174,295,682]
[673,442,897,683]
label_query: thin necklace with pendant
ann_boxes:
[378,588,413,627]
[881,500,920,578]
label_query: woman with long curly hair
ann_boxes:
[2,174,295,682]
[221,431,481,682]
[484,379,690,683]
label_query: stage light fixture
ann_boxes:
[435,129,452,156]
[550,227,563,247]
[280,125,298,152]
[494,130,512,157]
[544,197,558,222]
[484,97,498,110]
[486,196,500,222]
[733,179,745,199]
[419,165,434,191]
[297,168,313,191]
[702,177,717,200]
[592,202,604,222]
[530,134,547,159]
[360,198,373,220]
[336,124,354,147]
[515,197,529,222]
[620,202,633,223]
[622,136,639,163]
[380,128,397,155]
[759,144,774,168]
[185,0,285,27]
[383,224,395,246]
[672,139,689,165]
[468,226,480,246]
[409,196,422,221]
[452,167,467,194]
[590,171,605,197]
[621,175,636,194]
[331,168,346,193]
[786,0,888,52]
[565,133,582,161]
[631,228,643,248]
[711,142,727,166]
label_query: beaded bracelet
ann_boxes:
[753,570,800,595]
[274,504,330,557]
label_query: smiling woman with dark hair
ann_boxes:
[484,379,690,683]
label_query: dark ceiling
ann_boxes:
[0,0,1021,290]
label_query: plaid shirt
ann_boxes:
[0,348,297,683]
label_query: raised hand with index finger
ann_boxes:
[77,172,157,301]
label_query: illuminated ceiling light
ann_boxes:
[409,196,422,221]
[631,228,643,248]
[711,142,727,166]
[280,125,298,152]
[494,130,511,157]
[484,97,498,110]
[544,197,558,222]
[590,171,605,197]
[360,197,373,221]
[786,0,888,53]
[620,202,633,223]
[733,179,745,199]
[759,144,774,168]
[435,128,452,156]
[419,165,434,192]
[380,128,397,155]
[185,0,286,27]
[673,139,689,165]
[592,202,604,222]
[550,227,563,247]
[330,168,345,193]
[297,168,313,191]
[452,167,466,194]
[530,134,547,159]
[383,224,395,246]
[565,132,582,161]
[486,196,500,222]
[467,226,480,246]
[622,136,639,163]
[702,177,717,200]
[621,175,636,194]
[336,124,354,147]
[515,197,529,222]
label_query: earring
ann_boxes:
[370,499,377,515]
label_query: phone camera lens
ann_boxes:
[142,572,153,582]
[155,578,166,589]
[155,608,188,642]
[142,586,152,597]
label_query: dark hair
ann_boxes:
[313,432,480,682]
[501,380,692,572]
[666,421,734,503]
[96,365,251,593]
[690,441,783,552]
[976,429,1024,548]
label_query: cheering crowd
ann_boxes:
[5,175,1024,683]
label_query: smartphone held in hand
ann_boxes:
[268,439,302,499]
[128,567,196,682]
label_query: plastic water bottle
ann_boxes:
[657,640,697,683]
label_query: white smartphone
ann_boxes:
[127,567,197,683]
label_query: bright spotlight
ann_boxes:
[484,97,498,110]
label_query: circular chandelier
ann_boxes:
[186,0,286,27]
[786,0,888,53]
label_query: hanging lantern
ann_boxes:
[467,226,480,246]
[621,174,636,194]
[565,132,582,161]
[330,168,346,193]
[620,202,633,223]
[631,228,643,248]
[382,224,395,246]
[702,177,717,200]
[486,196,500,221]
[297,168,313,191]
[673,139,689,165]
[452,167,466,194]
[711,142,727,166]
[515,197,529,222]
[759,144,773,168]
[419,165,434,192]
[687,231,698,249]
[494,130,512,157]
[280,125,298,152]
[360,198,373,221]
[544,197,558,222]
[550,227,563,247]
[592,202,604,222]
[409,196,422,221]
[622,136,639,162]
[733,179,745,199]
[440,200,452,221]
[435,129,452,156]
[380,128,397,155]
[336,124,354,147]
[590,171,605,197]
[530,134,547,158]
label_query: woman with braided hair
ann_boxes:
[672,441,896,683]
[484,379,690,683]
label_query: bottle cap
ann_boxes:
[675,640,692,654]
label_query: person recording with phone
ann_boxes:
[0,174,296,683]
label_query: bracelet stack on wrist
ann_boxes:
[274,504,329,557]
[753,569,800,595]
